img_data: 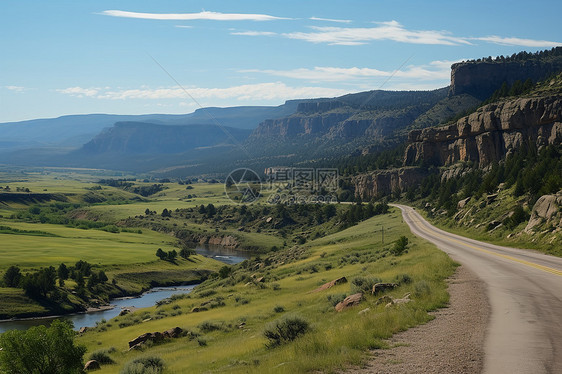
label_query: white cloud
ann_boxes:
[309,17,351,24]
[472,35,562,48]
[56,86,99,98]
[101,10,289,21]
[282,21,472,46]
[234,20,562,48]
[175,25,193,29]
[5,85,27,92]
[241,60,458,83]
[230,31,277,37]
[57,83,349,102]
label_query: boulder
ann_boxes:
[335,293,363,312]
[311,277,348,293]
[358,308,370,315]
[457,197,471,209]
[84,360,100,371]
[163,327,183,338]
[525,194,562,233]
[78,327,88,334]
[371,283,397,295]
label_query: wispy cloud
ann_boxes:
[472,35,562,48]
[5,85,28,93]
[241,60,456,83]
[101,10,289,21]
[57,83,348,101]
[234,20,562,48]
[56,87,99,98]
[231,31,277,37]
[282,21,471,46]
[309,17,351,24]
[175,25,193,29]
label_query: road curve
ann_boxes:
[392,204,562,374]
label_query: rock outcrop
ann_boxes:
[353,167,435,200]
[335,293,363,312]
[311,277,347,293]
[525,193,562,233]
[128,327,184,350]
[404,96,562,167]
[450,52,562,99]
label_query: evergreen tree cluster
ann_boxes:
[405,144,561,214]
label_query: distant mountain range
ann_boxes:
[0,102,301,151]
[2,47,561,176]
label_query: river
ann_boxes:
[0,244,251,333]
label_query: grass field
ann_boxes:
[77,208,456,373]
[0,221,180,269]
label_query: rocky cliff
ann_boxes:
[246,88,449,151]
[404,96,562,167]
[450,48,562,99]
[352,167,434,201]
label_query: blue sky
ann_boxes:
[1,0,561,122]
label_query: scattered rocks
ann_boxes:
[375,295,394,306]
[128,327,184,350]
[372,282,398,295]
[358,308,371,315]
[335,293,363,312]
[311,277,348,293]
[84,360,100,371]
[385,293,412,308]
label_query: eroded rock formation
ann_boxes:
[404,96,562,167]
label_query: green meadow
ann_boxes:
[77,209,456,373]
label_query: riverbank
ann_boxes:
[0,255,221,321]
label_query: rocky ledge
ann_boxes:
[404,96,562,167]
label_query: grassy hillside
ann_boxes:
[77,208,456,373]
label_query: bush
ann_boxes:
[351,276,381,294]
[395,273,412,285]
[120,356,164,374]
[273,305,285,313]
[264,316,310,348]
[0,320,86,374]
[414,280,431,297]
[89,348,115,364]
[326,293,347,307]
[391,236,409,255]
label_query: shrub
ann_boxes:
[198,321,225,333]
[326,293,347,307]
[414,280,431,297]
[273,305,285,313]
[351,276,381,294]
[89,348,115,364]
[395,273,412,285]
[391,236,409,255]
[263,316,310,348]
[120,356,164,374]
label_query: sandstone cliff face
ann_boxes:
[404,96,562,167]
[352,168,434,201]
[450,59,562,99]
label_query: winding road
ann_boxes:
[393,204,562,374]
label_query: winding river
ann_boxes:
[0,244,251,333]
